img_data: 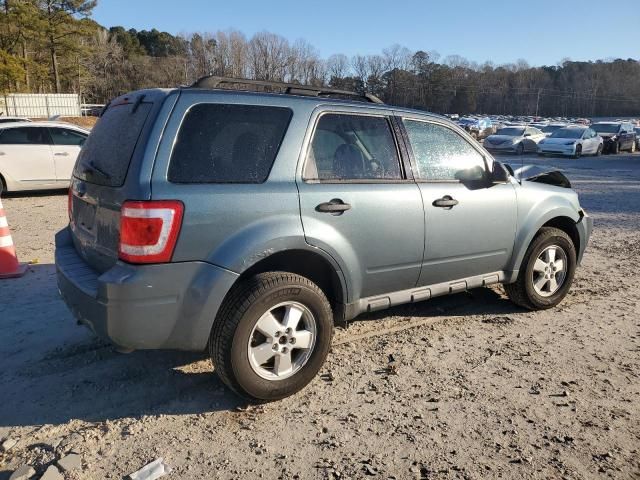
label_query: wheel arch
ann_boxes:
[231,248,348,322]
[508,206,581,276]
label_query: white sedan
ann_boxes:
[537,126,603,158]
[0,121,89,192]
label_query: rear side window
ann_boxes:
[168,104,292,184]
[74,101,152,186]
[303,113,402,181]
[49,127,87,146]
[0,127,50,145]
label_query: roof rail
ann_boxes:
[189,76,384,104]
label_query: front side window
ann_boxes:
[303,113,401,181]
[169,104,292,184]
[49,128,87,146]
[0,127,50,145]
[403,120,486,181]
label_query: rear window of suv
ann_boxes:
[168,104,292,184]
[74,100,152,187]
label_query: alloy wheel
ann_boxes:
[531,245,568,297]
[247,301,317,380]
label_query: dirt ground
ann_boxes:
[0,154,639,480]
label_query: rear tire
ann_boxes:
[504,227,576,310]
[209,272,333,401]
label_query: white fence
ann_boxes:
[1,93,81,117]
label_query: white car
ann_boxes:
[0,116,32,124]
[0,122,89,192]
[537,126,603,158]
[483,126,546,154]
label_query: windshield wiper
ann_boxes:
[84,161,111,180]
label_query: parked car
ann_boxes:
[55,78,592,401]
[483,125,545,154]
[537,126,603,158]
[591,121,636,154]
[458,117,493,139]
[634,127,640,151]
[0,122,89,192]
[0,116,31,124]
[541,123,567,136]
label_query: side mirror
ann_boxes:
[491,161,510,183]
[455,165,485,182]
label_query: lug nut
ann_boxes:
[274,331,281,337]
[289,337,296,344]
[272,344,278,351]
[285,328,292,334]
[281,347,288,354]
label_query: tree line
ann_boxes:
[1,0,639,117]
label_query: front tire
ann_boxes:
[516,143,524,155]
[595,144,602,156]
[612,141,620,154]
[504,227,576,310]
[210,272,333,401]
[573,145,582,159]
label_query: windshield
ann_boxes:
[542,125,563,133]
[496,127,524,136]
[550,128,584,139]
[592,123,620,134]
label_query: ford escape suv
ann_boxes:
[56,77,593,401]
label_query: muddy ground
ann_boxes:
[0,154,639,479]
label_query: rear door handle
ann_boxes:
[54,152,69,156]
[432,195,459,208]
[316,199,351,215]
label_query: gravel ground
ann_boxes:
[0,154,639,480]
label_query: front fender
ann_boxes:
[508,195,580,274]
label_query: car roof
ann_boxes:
[0,121,89,132]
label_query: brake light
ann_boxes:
[118,200,184,263]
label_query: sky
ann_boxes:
[93,0,639,67]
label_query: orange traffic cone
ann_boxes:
[0,197,27,279]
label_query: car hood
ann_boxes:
[511,164,572,188]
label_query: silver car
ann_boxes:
[483,126,545,154]
[538,126,603,158]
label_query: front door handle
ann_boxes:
[432,195,459,208]
[316,199,351,215]
[54,152,69,156]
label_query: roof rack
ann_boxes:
[189,76,384,104]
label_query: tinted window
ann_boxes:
[496,127,525,136]
[304,114,401,181]
[550,128,584,139]
[592,123,620,134]
[403,120,486,181]
[49,127,87,146]
[168,104,292,184]
[0,127,50,145]
[74,101,152,187]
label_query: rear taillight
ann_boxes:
[68,187,73,222]
[118,200,184,264]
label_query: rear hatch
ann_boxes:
[69,89,173,273]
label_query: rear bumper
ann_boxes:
[55,227,239,351]
[576,210,593,265]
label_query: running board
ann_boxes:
[344,271,506,320]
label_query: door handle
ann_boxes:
[54,152,69,156]
[316,199,351,215]
[432,195,459,208]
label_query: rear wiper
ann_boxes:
[84,161,111,180]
